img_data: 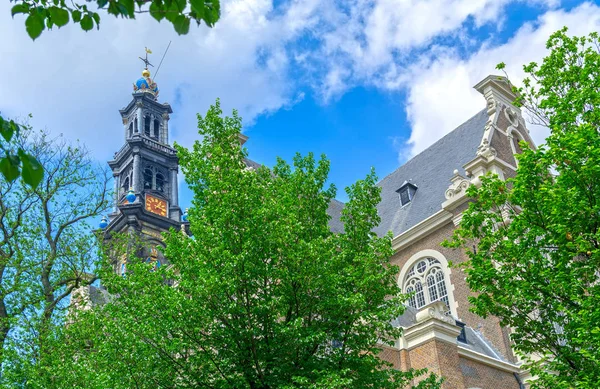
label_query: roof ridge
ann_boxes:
[378,108,487,185]
[329,198,345,206]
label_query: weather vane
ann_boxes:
[139,47,154,69]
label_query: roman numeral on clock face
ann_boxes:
[145,195,167,217]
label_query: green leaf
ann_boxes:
[174,0,185,12]
[118,0,135,17]
[11,4,30,17]
[80,14,93,31]
[48,7,69,27]
[149,1,164,21]
[204,0,219,26]
[0,155,21,183]
[18,149,43,188]
[25,13,45,40]
[97,0,108,8]
[91,12,100,26]
[106,1,120,16]
[189,0,204,18]
[172,15,189,35]
[0,121,14,143]
[71,9,81,22]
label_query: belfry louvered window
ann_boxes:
[143,165,167,194]
[403,258,450,311]
[144,116,151,137]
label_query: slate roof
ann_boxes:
[243,158,262,171]
[462,326,507,361]
[391,306,508,362]
[89,285,111,306]
[327,199,345,233]
[373,109,488,237]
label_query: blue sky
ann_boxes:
[1,0,600,209]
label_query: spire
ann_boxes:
[133,47,159,99]
[139,47,154,70]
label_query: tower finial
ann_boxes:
[139,47,154,71]
[133,47,159,98]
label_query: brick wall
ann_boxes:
[392,222,515,362]
[404,339,466,388]
[459,357,521,389]
[379,345,402,370]
[490,105,536,170]
[490,129,516,168]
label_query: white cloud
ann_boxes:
[1,0,598,168]
[311,0,558,99]
[0,0,321,160]
[399,2,600,158]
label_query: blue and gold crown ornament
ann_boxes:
[99,216,109,229]
[133,68,159,98]
[133,47,159,98]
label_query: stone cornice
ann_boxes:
[391,209,453,251]
[474,75,518,113]
[119,93,173,116]
[399,302,461,350]
[457,345,523,374]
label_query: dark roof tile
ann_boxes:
[374,109,488,237]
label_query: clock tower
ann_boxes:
[102,54,184,272]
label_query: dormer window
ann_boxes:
[397,181,417,206]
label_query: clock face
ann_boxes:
[145,195,168,217]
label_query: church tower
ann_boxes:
[102,51,184,272]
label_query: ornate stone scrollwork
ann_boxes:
[445,169,470,200]
[476,138,497,160]
[484,120,491,131]
[504,107,520,128]
[486,94,496,114]
[415,301,454,324]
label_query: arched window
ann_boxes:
[143,168,153,189]
[134,117,138,133]
[155,173,165,192]
[153,119,160,139]
[122,177,129,193]
[144,116,151,137]
[128,122,133,138]
[402,257,450,312]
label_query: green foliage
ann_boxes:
[10,0,221,39]
[35,100,442,389]
[445,29,600,388]
[0,115,43,188]
[0,129,110,386]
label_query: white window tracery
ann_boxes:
[402,257,450,311]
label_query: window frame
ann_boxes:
[398,249,457,318]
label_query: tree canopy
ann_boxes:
[0,116,43,188]
[0,128,110,385]
[10,0,220,39]
[446,29,600,388]
[32,100,442,389]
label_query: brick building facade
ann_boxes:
[86,69,532,388]
[356,75,534,388]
